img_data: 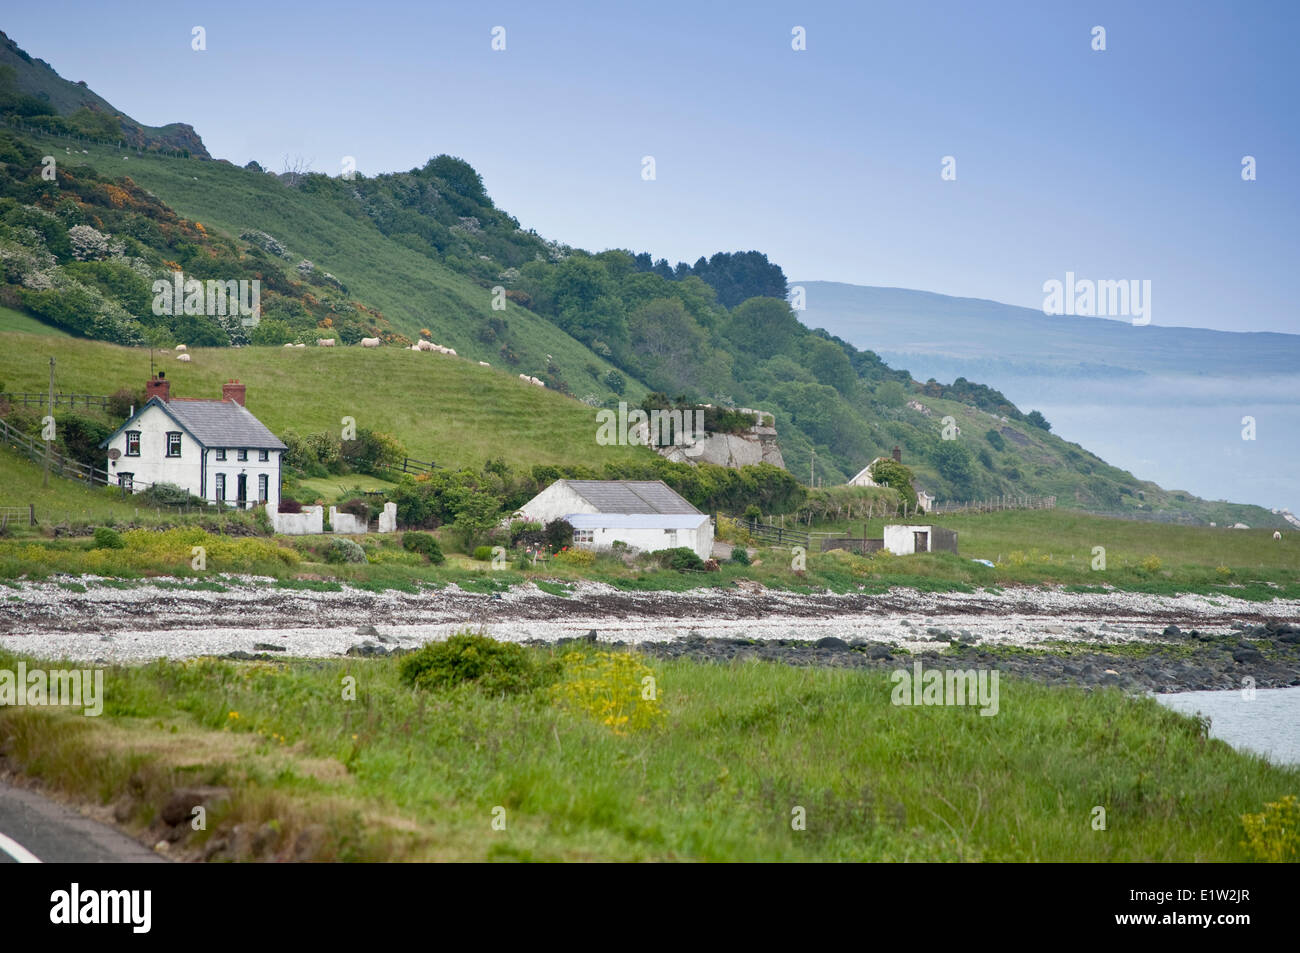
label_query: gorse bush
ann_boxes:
[729,545,751,565]
[1240,795,1300,862]
[92,526,124,549]
[398,633,556,696]
[472,545,494,561]
[401,531,444,564]
[551,650,664,735]
[554,547,594,567]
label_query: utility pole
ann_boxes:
[809,449,815,488]
[43,356,54,487]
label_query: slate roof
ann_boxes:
[563,480,702,515]
[101,397,286,451]
[565,513,709,530]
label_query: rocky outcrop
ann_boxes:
[655,408,785,470]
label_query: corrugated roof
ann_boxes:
[565,513,709,530]
[563,480,701,515]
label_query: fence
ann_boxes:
[0,115,199,159]
[928,495,1056,515]
[1,392,114,411]
[733,517,810,549]
[0,505,36,528]
[389,456,438,477]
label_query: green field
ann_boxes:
[0,305,68,337]
[1,643,1295,861]
[0,331,650,471]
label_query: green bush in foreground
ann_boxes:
[401,531,444,564]
[92,526,124,549]
[729,545,751,566]
[399,633,556,696]
[472,545,494,561]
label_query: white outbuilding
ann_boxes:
[517,479,713,561]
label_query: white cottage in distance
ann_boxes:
[517,479,714,561]
[100,373,286,507]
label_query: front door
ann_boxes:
[913,531,929,552]
[236,474,248,507]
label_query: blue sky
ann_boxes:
[7,0,1297,332]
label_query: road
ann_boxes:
[0,781,163,863]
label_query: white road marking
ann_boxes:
[0,830,42,863]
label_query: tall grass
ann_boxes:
[1,645,1295,861]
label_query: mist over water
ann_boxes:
[877,362,1299,514]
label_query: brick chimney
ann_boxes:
[145,372,170,402]
[222,379,246,406]
[892,446,902,463]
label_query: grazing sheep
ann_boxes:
[414,339,436,351]
[360,337,382,347]
[317,338,335,347]
[176,353,192,362]
[479,361,490,366]
[518,374,545,387]
[174,344,187,351]
[294,342,306,348]
[283,343,295,348]
[1275,531,1283,540]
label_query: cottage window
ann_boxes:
[258,473,269,503]
[574,529,594,545]
[237,449,248,462]
[166,432,182,457]
[258,449,270,462]
[215,449,227,461]
[125,432,140,457]
[215,473,226,503]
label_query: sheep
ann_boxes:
[174,344,187,351]
[317,338,335,347]
[360,337,382,347]
[176,353,192,362]
[283,343,295,348]
[518,374,545,387]
[1275,531,1283,541]
[479,361,490,366]
[294,342,306,348]
[414,339,436,351]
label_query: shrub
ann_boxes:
[324,537,367,564]
[742,504,762,522]
[92,526,124,549]
[278,499,304,514]
[543,518,574,554]
[551,650,664,735]
[1139,555,1163,573]
[1240,795,1300,863]
[338,497,370,518]
[138,482,202,507]
[107,387,142,419]
[729,546,751,566]
[472,545,494,561]
[402,531,444,564]
[1216,565,1233,579]
[555,547,595,567]
[399,633,555,696]
[657,546,704,572]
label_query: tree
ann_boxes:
[930,440,977,497]
[451,492,502,550]
[1026,410,1051,432]
[724,297,802,360]
[868,458,918,510]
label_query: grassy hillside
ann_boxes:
[0,303,65,335]
[0,332,653,471]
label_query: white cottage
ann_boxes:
[517,479,713,561]
[100,374,286,508]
